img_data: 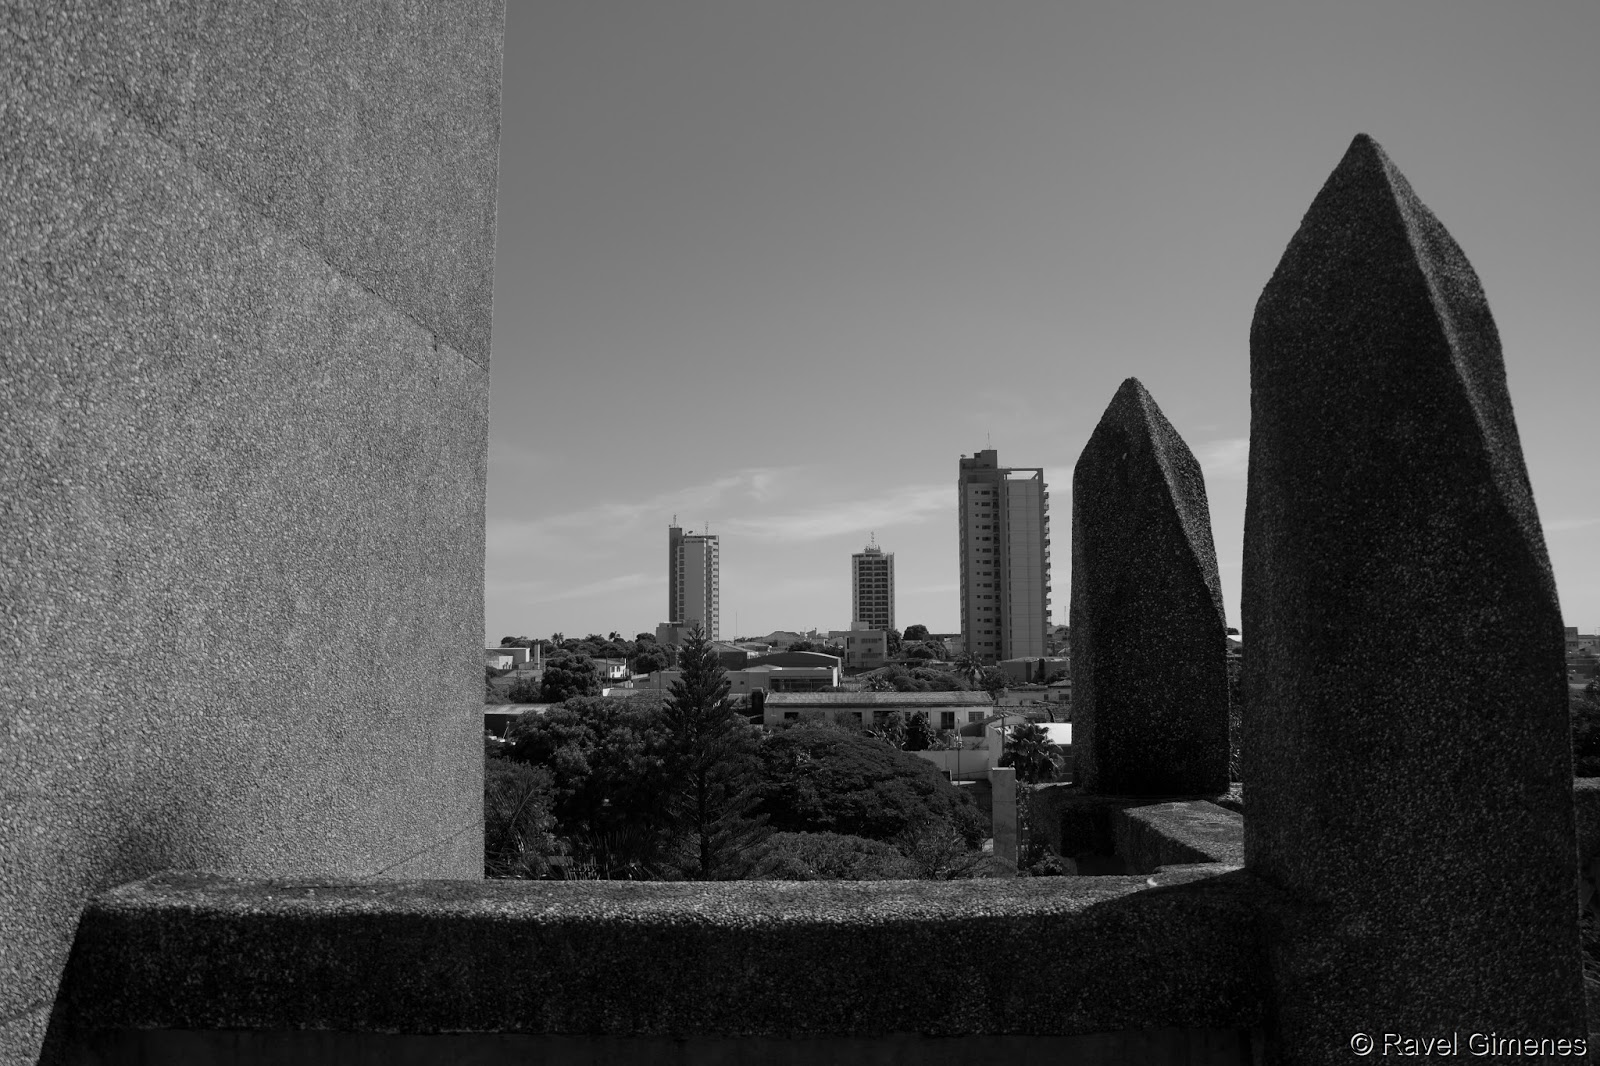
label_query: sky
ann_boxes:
[486,1,1599,644]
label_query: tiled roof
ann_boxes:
[763,691,993,707]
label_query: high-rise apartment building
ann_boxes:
[958,449,1050,662]
[667,525,719,640]
[851,539,895,631]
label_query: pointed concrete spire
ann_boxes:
[1244,135,1583,1048]
[1070,377,1229,795]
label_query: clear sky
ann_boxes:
[486,1,1599,643]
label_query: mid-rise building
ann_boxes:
[851,539,895,631]
[958,449,1051,662]
[667,524,719,640]
[828,629,890,670]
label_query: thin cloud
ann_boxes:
[721,484,950,543]
[1197,438,1249,481]
[540,572,658,602]
[486,468,784,554]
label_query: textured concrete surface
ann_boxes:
[1243,134,1585,1055]
[1113,802,1243,874]
[66,1028,1260,1066]
[7,3,503,369]
[50,871,1269,1043]
[1071,379,1230,795]
[2,6,503,1063]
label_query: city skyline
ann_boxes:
[485,2,1599,642]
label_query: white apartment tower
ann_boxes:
[958,449,1050,662]
[851,538,895,632]
[667,525,719,640]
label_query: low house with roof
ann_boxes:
[756,690,994,732]
[644,661,840,698]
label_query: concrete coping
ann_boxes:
[54,868,1270,1040]
[1115,802,1245,872]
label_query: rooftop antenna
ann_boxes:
[986,431,992,449]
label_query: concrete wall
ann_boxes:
[1,4,504,1061]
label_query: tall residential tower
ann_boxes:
[667,525,720,640]
[958,449,1050,662]
[851,538,895,631]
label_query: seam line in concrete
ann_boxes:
[371,818,484,877]
[56,78,490,373]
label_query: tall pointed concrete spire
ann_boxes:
[1244,135,1583,1048]
[1071,378,1229,795]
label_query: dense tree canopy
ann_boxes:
[540,653,602,702]
[902,624,931,643]
[629,643,670,675]
[754,722,985,846]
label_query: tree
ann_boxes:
[868,710,907,749]
[956,653,985,690]
[903,624,931,643]
[540,653,602,703]
[789,640,816,653]
[980,666,1009,705]
[504,675,543,703]
[1001,722,1062,784]
[903,711,933,751]
[629,643,670,676]
[660,625,769,879]
[505,696,673,877]
[754,722,984,846]
[500,635,538,648]
[484,760,565,878]
[886,628,902,655]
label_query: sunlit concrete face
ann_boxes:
[0,4,505,1061]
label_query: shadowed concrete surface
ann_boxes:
[65,1029,1260,1066]
[1,5,504,1061]
[1243,133,1585,1054]
[49,870,1268,1059]
[1071,378,1230,795]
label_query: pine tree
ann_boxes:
[660,625,768,878]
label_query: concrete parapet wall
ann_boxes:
[50,870,1270,1052]
[1112,802,1244,874]
[2,6,504,1060]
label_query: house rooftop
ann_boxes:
[763,691,993,707]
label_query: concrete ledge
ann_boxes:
[1114,803,1244,874]
[1026,785,1240,858]
[53,870,1270,1044]
[65,1027,1261,1065]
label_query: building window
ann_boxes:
[940,712,956,730]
